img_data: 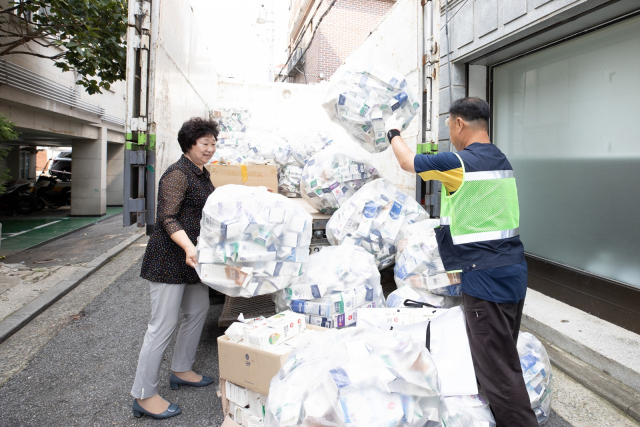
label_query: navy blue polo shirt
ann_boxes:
[414,143,527,304]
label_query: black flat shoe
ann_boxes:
[169,373,214,390]
[132,399,181,419]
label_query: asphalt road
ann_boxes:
[0,250,579,427]
[0,254,227,427]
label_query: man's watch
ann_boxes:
[387,129,401,142]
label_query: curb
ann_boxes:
[1,210,123,257]
[0,230,144,345]
[521,326,640,423]
[521,311,640,394]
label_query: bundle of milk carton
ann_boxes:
[326,178,429,269]
[274,243,385,328]
[196,186,312,297]
[300,148,380,214]
[278,131,334,196]
[322,64,420,153]
[387,220,464,309]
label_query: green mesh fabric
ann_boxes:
[442,178,519,237]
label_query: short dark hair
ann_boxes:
[177,117,220,153]
[449,97,490,129]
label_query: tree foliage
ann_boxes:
[0,116,20,195]
[0,0,128,94]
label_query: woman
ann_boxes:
[130,117,218,419]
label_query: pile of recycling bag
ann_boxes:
[203,64,552,427]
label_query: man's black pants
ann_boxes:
[463,293,539,427]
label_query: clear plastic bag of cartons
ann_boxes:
[244,128,291,165]
[274,244,385,329]
[279,131,334,197]
[196,185,313,297]
[288,131,334,166]
[326,178,429,269]
[517,332,553,425]
[300,147,380,214]
[394,221,463,307]
[442,395,496,427]
[264,327,448,427]
[322,64,420,153]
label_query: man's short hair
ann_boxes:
[449,97,490,130]
[177,117,220,153]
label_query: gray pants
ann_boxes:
[131,282,210,399]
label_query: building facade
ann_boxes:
[436,0,640,333]
[282,0,396,83]
[0,3,126,216]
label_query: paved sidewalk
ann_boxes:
[0,207,123,257]
[0,213,140,342]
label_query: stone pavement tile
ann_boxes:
[552,369,640,427]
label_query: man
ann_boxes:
[385,97,538,426]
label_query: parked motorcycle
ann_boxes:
[0,180,35,214]
[34,175,71,210]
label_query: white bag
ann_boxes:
[196,185,312,297]
[322,64,420,153]
[264,328,447,426]
[443,395,496,427]
[300,147,380,214]
[326,178,429,269]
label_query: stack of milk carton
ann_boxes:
[274,244,385,328]
[222,311,316,427]
[224,381,266,427]
[196,185,312,297]
[322,64,420,153]
[300,149,380,214]
[326,178,429,269]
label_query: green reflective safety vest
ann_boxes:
[440,153,520,245]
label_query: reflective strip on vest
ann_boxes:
[440,216,451,226]
[464,170,514,181]
[451,227,520,245]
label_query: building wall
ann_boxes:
[288,0,395,83]
[316,0,394,81]
[437,0,622,148]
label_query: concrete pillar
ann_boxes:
[106,142,124,206]
[71,127,107,216]
[5,145,20,181]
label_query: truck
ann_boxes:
[123,0,442,323]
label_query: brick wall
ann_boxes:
[35,149,48,172]
[291,0,394,83]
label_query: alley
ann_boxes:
[0,232,636,426]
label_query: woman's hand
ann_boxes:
[185,245,198,268]
[169,230,199,269]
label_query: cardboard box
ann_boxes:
[206,164,278,193]
[220,415,241,427]
[218,325,325,395]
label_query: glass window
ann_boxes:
[492,15,640,288]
